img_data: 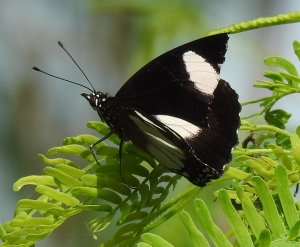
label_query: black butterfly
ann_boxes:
[34,33,240,186]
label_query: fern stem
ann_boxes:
[240,120,291,136]
[209,11,300,34]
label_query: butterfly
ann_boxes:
[34,33,240,186]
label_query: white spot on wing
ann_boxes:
[155,115,201,139]
[183,51,219,95]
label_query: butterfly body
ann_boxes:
[82,33,240,186]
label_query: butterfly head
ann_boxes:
[81,92,107,110]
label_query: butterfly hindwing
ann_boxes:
[115,108,220,186]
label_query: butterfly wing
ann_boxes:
[112,33,240,185]
[115,33,230,127]
[111,107,221,186]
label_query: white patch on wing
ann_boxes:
[128,111,185,171]
[183,51,219,95]
[155,115,201,139]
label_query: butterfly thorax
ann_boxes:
[81,92,129,140]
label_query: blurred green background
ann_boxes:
[1,1,300,246]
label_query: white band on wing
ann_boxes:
[183,51,219,95]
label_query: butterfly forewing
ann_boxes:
[115,34,229,126]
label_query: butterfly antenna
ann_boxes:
[32,66,93,92]
[58,41,96,92]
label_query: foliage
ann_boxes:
[139,169,300,247]
[1,11,300,247]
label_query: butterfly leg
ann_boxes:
[294,183,299,197]
[118,139,124,177]
[118,139,135,188]
[90,132,113,165]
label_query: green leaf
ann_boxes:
[296,125,300,137]
[236,186,265,240]
[264,56,298,76]
[279,72,300,84]
[43,167,83,187]
[137,243,152,247]
[17,199,64,212]
[55,164,85,178]
[122,156,150,177]
[78,204,112,212]
[140,233,174,247]
[13,176,56,191]
[120,211,149,224]
[289,221,300,240]
[118,202,131,224]
[96,145,119,157]
[70,187,99,198]
[114,222,141,240]
[194,199,232,247]
[243,158,274,179]
[72,187,122,204]
[35,185,80,206]
[293,40,300,60]
[263,70,284,81]
[258,229,271,247]
[87,121,120,144]
[265,109,291,129]
[252,177,286,238]
[125,144,157,167]
[82,175,132,195]
[275,166,299,229]
[290,134,300,163]
[275,134,291,149]
[47,144,93,162]
[218,190,254,247]
[139,183,150,208]
[63,134,100,146]
[38,154,78,167]
[180,210,210,247]
[89,213,113,235]
[10,217,54,227]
